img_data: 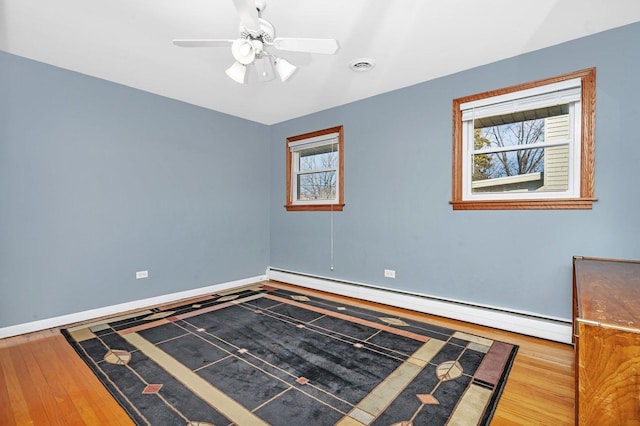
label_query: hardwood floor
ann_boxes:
[0,281,575,425]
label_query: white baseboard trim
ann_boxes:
[267,268,572,344]
[0,274,267,339]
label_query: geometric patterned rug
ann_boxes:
[62,283,518,425]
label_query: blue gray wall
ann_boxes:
[269,22,640,320]
[0,52,270,328]
[2,22,639,330]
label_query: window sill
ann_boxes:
[285,204,345,212]
[449,198,597,210]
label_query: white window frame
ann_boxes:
[290,134,339,205]
[285,126,344,211]
[450,68,596,210]
[460,79,582,201]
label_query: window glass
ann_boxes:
[471,112,570,194]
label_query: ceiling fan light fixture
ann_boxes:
[174,0,339,84]
[225,61,247,84]
[274,57,297,82]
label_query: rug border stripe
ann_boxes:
[337,339,446,425]
[479,344,519,424]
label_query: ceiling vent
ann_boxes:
[350,58,376,72]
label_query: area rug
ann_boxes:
[62,283,518,425]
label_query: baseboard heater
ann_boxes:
[267,267,572,344]
[0,274,267,339]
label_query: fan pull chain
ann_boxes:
[330,202,334,271]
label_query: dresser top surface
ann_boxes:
[574,257,640,330]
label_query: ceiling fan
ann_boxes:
[173,0,340,84]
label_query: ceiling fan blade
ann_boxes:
[232,0,261,33]
[272,38,339,54]
[173,39,233,48]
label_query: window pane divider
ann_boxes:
[298,167,338,175]
[473,139,570,155]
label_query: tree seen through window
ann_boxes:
[297,146,337,200]
[473,118,546,182]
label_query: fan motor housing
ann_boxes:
[240,18,274,43]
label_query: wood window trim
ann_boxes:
[285,125,344,212]
[450,68,597,210]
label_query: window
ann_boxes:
[451,68,596,210]
[285,125,344,211]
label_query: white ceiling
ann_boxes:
[2,0,640,125]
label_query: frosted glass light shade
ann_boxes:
[275,58,297,82]
[225,61,247,84]
[231,39,256,65]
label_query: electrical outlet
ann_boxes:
[384,269,396,279]
[136,270,149,279]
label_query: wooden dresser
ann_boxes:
[573,256,640,425]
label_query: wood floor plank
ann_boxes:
[31,333,102,425]
[0,346,31,425]
[0,331,133,426]
[0,280,574,425]
[6,342,52,424]
[16,337,71,424]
